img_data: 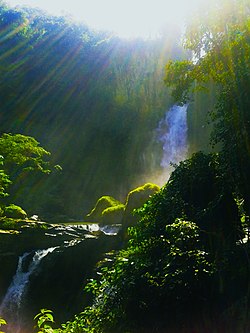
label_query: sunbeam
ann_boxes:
[6,0,207,39]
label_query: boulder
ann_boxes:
[102,204,125,225]
[122,183,160,229]
[86,196,123,223]
[4,204,27,219]
[85,183,160,229]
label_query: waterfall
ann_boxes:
[0,247,57,332]
[157,104,188,181]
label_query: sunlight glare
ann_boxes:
[6,0,207,38]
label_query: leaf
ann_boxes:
[0,319,6,326]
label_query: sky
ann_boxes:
[6,0,206,39]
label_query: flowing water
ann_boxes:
[0,247,58,333]
[157,104,188,182]
[0,223,120,333]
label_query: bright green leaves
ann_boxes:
[164,60,195,103]
[164,0,250,105]
[163,219,214,284]
[0,155,11,198]
[34,309,59,333]
[0,133,53,206]
[164,0,250,215]
[0,317,7,333]
[0,133,51,175]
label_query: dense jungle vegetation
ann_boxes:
[0,0,191,221]
[0,0,250,332]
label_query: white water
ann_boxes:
[0,247,57,332]
[157,104,188,182]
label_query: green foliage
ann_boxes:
[0,133,51,176]
[136,152,242,250]
[164,59,195,103]
[34,309,59,333]
[77,218,215,332]
[0,317,6,333]
[65,152,246,332]
[0,217,22,230]
[0,133,55,216]
[164,0,250,213]
[0,169,9,198]
[0,155,10,198]
[0,1,184,218]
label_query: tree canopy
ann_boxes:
[0,133,52,209]
[0,133,51,176]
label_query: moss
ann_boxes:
[0,217,49,230]
[123,183,160,228]
[102,204,125,225]
[4,204,27,219]
[86,184,160,227]
[125,183,160,210]
[86,196,123,222]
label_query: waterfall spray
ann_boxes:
[157,104,188,181]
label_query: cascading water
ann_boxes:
[0,223,117,333]
[0,247,57,332]
[157,104,188,182]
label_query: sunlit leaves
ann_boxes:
[34,309,60,333]
[165,0,250,103]
[0,155,11,198]
[164,60,195,103]
[0,133,51,175]
[0,317,7,333]
[164,0,250,214]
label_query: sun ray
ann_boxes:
[6,0,207,39]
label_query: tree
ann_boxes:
[164,0,250,212]
[0,133,52,209]
[0,133,51,179]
